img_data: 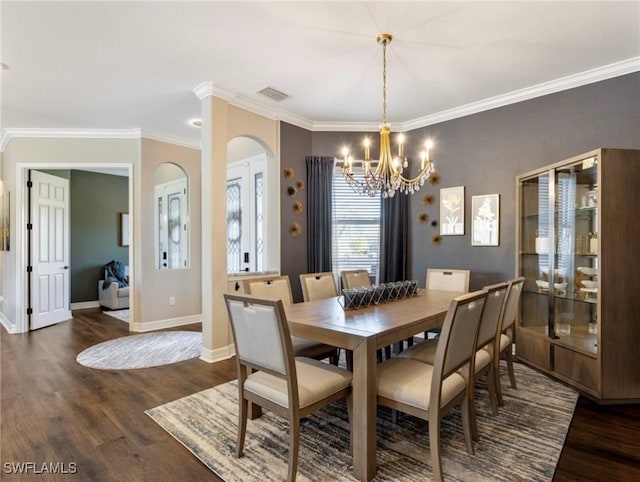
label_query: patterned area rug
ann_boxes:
[76,331,201,369]
[146,363,577,481]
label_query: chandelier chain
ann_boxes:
[382,39,387,125]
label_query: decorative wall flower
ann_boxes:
[290,222,301,237]
[293,201,303,214]
[422,194,434,206]
[418,213,429,224]
[296,180,305,190]
[428,172,441,185]
[432,234,442,245]
[283,167,294,180]
[287,185,297,196]
[431,219,438,228]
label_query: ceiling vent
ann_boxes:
[257,86,289,102]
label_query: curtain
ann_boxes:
[379,192,408,283]
[306,156,333,272]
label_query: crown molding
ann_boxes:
[1,127,200,152]
[402,56,640,132]
[193,82,315,131]
[0,128,143,151]
[312,121,404,133]
[141,129,200,150]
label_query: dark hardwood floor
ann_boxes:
[2,310,639,481]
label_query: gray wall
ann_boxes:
[69,170,129,302]
[309,72,640,290]
[280,122,312,302]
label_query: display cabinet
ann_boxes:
[516,148,640,402]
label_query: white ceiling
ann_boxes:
[2,1,639,147]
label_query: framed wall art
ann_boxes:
[440,186,464,235]
[471,193,500,246]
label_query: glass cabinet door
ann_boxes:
[553,156,598,355]
[519,173,551,338]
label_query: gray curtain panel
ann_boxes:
[379,192,408,283]
[306,156,334,273]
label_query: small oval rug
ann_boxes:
[76,331,202,369]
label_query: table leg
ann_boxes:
[351,337,377,481]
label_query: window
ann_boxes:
[331,166,381,284]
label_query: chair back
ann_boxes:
[476,282,509,349]
[224,294,293,376]
[426,268,470,293]
[501,277,525,332]
[300,272,338,302]
[434,290,487,380]
[341,270,371,289]
[244,275,293,305]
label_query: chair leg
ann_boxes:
[384,345,392,360]
[288,417,300,482]
[461,392,475,454]
[346,350,354,371]
[237,397,248,458]
[486,366,500,416]
[429,413,444,482]
[468,383,479,442]
[494,354,505,407]
[506,348,517,389]
[329,349,339,366]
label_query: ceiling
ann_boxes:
[2,1,639,147]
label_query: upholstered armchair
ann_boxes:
[98,265,129,310]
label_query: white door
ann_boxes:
[226,157,266,273]
[30,170,71,330]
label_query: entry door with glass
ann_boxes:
[226,157,266,273]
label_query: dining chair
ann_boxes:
[340,269,391,362]
[299,272,353,370]
[299,272,338,302]
[244,275,339,364]
[224,294,353,482]
[376,290,488,481]
[340,269,372,289]
[399,282,508,424]
[422,268,471,339]
[488,276,525,406]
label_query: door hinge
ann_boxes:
[26,180,33,188]
[26,223,33,230]
[26,265,33,273]
[26,308,33,315]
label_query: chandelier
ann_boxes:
[341,33,435,198]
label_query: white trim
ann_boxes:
[71,300,100,310]
[199,343,235,363]
[193,82,316,131]
[129,313,201,333]
[141,129,200,150]
[402,56,640,131]
[0,311,16,334]
[1,127,200,152]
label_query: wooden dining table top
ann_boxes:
[284,288,455,350]
[282,288,457,482]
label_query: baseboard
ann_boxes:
[200,343,235,363]
[129,313,202,333]
[71,300,100,310]
[0,311,17,334]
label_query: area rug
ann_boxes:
[103,309,129,322]
[76,331,201,369]
[146,363,577,481]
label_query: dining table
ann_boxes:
[283,288,455,482]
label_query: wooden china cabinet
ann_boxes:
[515,148,640,403]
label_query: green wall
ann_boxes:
[69,170,129,302]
